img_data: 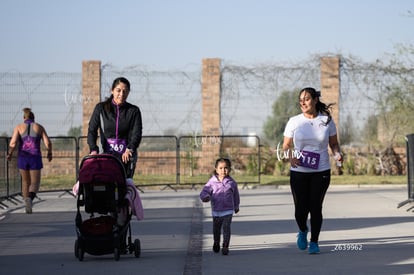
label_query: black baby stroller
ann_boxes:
[74,154,141,261]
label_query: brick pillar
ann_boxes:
[200,58,221,173]
[320,56,340,137]
[82,60,101,155]
[202,58,221,136]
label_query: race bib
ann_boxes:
[106,138,127,154]
[298,150,320,169]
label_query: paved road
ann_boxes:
[0,184,413,275]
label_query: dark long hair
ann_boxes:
[103,77,131,112]
[300,87,334,126]
[213,157,232,175]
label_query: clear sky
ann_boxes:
[0,0,413,72]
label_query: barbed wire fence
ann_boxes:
[1,54,412,147]
[99,57,323,139]
[0,72,82,136]
[100,64,203,137]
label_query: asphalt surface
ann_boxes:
[0,184,413,275]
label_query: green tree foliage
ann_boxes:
[262,89,300,146]
[364,44,414,147]
[48,126,81,150]
[67,126,82,137]
[377,85,414,146]
[340,114,357,145]
[361,115,378,145]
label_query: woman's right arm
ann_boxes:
[283,136,299,168]
[7,126,20,161]
[87,104,101,153]
[282,117,299,168]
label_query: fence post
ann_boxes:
[398,134,414,209]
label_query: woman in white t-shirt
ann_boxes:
[282,87,343,254]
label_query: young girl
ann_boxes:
[200,158,240,255]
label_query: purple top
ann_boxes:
[19,120,41,157]
[200,175,240,212]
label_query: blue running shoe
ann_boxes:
[297,230,308,250]
[308,242,320,254]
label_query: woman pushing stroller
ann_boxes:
[82,76,144,223]
[87,77,143,178]
[73,77,144,261]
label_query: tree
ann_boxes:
[339,114,356,145]
[262,89,300,145]
[370,44,414,146]
[67,126,82,137]
[376,85,414,146]
[361,114,378,145]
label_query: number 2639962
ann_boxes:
[332,244,363,251]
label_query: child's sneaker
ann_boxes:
[308,242,320,254]
[296,230,308,250]
[213,242,220,253]
[222,242,229,255]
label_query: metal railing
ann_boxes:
[1,135,261,205]
[398,134,414,210]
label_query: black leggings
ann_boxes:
[213,214,233,246]
[290,170,330,243]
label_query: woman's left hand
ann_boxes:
[122,148,133,163]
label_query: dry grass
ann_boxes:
[39,174,407,192]
[259,174,406,186]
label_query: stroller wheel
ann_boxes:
[134,239,141,258]
[114,247,120,261]
[78,248,84,261]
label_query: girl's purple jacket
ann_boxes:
[200,175,240,212]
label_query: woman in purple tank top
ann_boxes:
[7,108,53,214]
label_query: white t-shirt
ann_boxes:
[283,113,337,172]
